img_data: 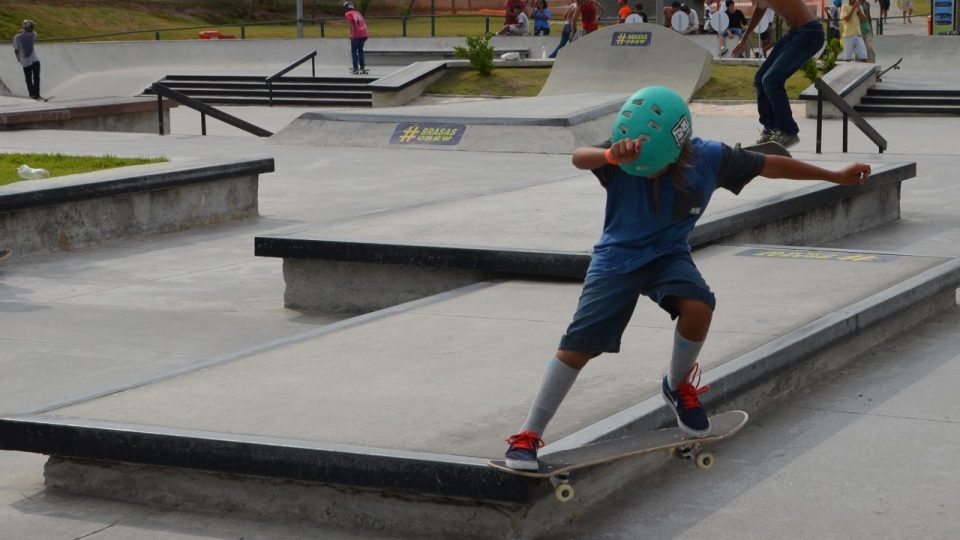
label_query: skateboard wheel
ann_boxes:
[554,483,575,502]
[695,451,714,470]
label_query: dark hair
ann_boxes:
[668,140,695,188]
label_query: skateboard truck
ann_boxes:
[548,473,575,502]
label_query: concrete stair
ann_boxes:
[144,74,375,107]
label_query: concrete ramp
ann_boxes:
[270,92,623,154]
[872,35,960,90]
[539,23,712,100]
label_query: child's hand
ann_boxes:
[609,138,643,164]
[834,163,871,185]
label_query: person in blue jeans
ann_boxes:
[502,86,871,470]
[732,0,825,148]
[549,0,581,58]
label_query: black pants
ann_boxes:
[23,60,40,99]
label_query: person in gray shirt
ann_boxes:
[13,19,41,100]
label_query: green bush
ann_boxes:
[800,57,818,83]
[454,34,495,76]
[820,38,842,74]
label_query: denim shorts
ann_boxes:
[559,251,716,354]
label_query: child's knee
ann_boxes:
[676,298,714,321]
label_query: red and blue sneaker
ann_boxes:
[661,363,712,437]
[504,430,544,471]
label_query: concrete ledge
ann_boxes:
[0,96,176,134]
[364,46,529,65]
[801,63,880,119]
[0,157,274,256]
[256,162,912,312]
[369,58,553,107]
[2,251,957,539]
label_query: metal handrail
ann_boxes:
[152,83,272,138]
[265,51,317,107]
[814,77,886,155]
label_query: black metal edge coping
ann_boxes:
[254,238,590,280]
[0,416,533,505]
[254,162,914,279]
[0,158,275,213]
[293,99,622,127]
[545,255,960,452]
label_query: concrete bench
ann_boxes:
[1,157,273,256]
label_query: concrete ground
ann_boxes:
[2,24,959,538]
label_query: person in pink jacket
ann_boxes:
[342,1,369,74]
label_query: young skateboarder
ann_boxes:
[732,0,825,148]
[502,86,871,470]
[342,1,369,74]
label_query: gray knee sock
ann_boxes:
[667,329,704,390]
[520,357,580,436]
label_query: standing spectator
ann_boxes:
[839,0,868,62]
[876,0,889,24]
[533,0,552,35]
[618,0,633,22]
[13,19,41,100]
[580,0,603,34]
[342,2,369,74]
[860,0,875,61]
[732,0,825,148]
[549,0,581,57]
[826,0,842,42]
[901,0,912,23]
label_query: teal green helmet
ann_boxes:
[610,86,692,175]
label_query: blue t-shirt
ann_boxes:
[586,137,764,276]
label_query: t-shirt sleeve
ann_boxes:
[590,139,619,187]
[717,143,766,194]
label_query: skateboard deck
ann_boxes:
[489,410,749,501]
[736,140,792,157]
[876,57,902,82]
[0,249,10,262]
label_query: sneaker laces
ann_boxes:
[676,363,709,410]
[506,431,544,450]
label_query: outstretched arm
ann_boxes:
[761,155,871,185]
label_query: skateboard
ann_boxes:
[876,57,902,82]
[489,410,749,502]
[0,249,11,262]
[350,68,369,75]
[735,140,792,157]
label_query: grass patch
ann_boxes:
[425,64,811,100]
[425,67,550,97]
[0,153,168,186]
[694,65,811,101]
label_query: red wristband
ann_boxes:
[604,147,620,165]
